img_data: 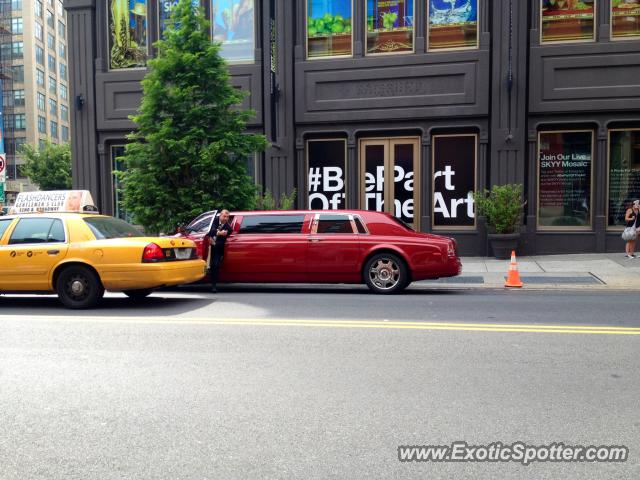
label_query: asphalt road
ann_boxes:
[1,289,639,479]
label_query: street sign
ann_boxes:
[0,183,5,203]
[0,153,5,183]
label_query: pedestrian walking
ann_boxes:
[207,209,233,292]
[622,200,640,258]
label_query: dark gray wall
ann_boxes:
[65,0,640,255]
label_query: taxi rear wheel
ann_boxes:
[56,266,104,309]
[123,289,153,300]
[364,253,408,294]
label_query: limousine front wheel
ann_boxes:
[364,253,408,294]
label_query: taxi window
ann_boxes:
[9,218,66,245]
[317,215,354,234]
[84,217,143,239]
[239,215,305,234]
[0,219,13,240]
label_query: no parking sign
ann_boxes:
[0,153,5,182]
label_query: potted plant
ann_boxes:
[473,184,526,259]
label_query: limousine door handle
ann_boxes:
[47,249,60,255]
[309,238,322,243]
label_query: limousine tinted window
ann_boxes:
[239,215,306,234]
[317,215,353,234]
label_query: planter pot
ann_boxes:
[488,233,520,260]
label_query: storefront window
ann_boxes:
[211,0,255,63]
[612,0,640,39]
[540,0,595,43]
[538,131,593,229]
[159,0,200,38]
[366,0,414,55]
[432,134,476,229]
[608,129,640,227]
[108,0,148,69]
[308,139,346,210]
[427,0,478,51]
[307,0,353,58]
[112,146,133,223]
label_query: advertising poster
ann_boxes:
[109,0,148,69]
[392,144,415,225]
[11,191,95,214]
[307,0,353,58]
[541,0,595,42]
[432,135,476,228]
[428,0,478,50]
[612,0,640,38]
[366,0,414,53]
[608,130,640,227]
[538,131,592,228]
[212,0,255,62]
[308,140,346,210]
[159,0,201,37]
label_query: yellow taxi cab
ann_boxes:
[0,191,206,309]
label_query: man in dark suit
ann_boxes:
[207,209,232,293]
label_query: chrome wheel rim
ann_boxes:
[369,258,400,290]
[65,274,90,301]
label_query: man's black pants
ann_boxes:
[209,246,224,287]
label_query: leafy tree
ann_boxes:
[121,0,267,233]
[19,141,72,190]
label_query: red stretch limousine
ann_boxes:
[175,210,461,294]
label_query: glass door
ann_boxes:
[360,138,420,228]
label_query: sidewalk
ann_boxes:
[419,253,640,290]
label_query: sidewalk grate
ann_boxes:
[515,276,602,285]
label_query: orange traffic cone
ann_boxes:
[505,250,524,288]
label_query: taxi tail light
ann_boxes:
[142,243,165,263]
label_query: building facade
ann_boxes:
[1,0,71,202]
[65,0,640,255]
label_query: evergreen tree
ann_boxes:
[121,0,266,233]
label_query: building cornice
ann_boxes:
[63,0,95,10]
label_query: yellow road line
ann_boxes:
[0,315,639,335]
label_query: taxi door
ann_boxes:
[0,217,69,291]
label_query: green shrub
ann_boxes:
[473,184,525,234]
[256,189,297,210]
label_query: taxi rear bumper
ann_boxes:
[98,260,207,291]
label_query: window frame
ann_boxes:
[210,0,258,65]
[107,0,150,70]
[539,0,597,45]
[426,0,480,52]
[305,0,354,60]
[238,214,307,234]
[610,1,640,41]
[431,133,478,231]
[606,128,640,230]
[306,138,348,211]
[536,129,595,231]
[365,0,416,56]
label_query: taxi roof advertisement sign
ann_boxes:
[11,190,95,214]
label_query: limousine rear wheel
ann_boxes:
[364,253,408,294]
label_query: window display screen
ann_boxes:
[612,0,640,39]
[541,0,595,43]
[108,0,148,69]
[307,0,352,58]
[538,131,593,228]
[367,0,414,54]
[308,140,346,210]
[211,0,255,62]
[432,135,476,228]
[608,130,640,227]
[428,0,478,50]
[159,0,201,38]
